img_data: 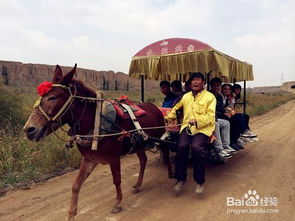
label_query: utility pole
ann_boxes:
[281,73,284,85]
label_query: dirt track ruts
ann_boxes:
[1,100,295,221]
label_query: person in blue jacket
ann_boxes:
[160,80,178,108]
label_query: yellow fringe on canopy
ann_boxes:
[128,49,253,83]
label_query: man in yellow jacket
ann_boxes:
[165,72,216,194]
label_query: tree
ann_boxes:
[102,77,106,90]
[1,65,9,85]
[126,81,129,91]
[106,80,109,90]
[115,80,120,91]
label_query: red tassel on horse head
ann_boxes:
[37,81,53,96]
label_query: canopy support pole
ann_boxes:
[206,72,211,91]
[140,75,145,102]
[243,80,246,114]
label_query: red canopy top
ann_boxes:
[134,38,212,57]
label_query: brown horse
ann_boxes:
[23,64,170,220]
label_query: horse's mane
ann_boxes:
[72,79,97,98]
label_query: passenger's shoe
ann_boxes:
[241,129,257,138]
[231,143,244,150]
[251,137,259,142]
[224,146,237,154]
[223,149,231,154]
[195,184,204,194]
[237,143,245,149]
[218,150,232,158]
[174,181,185,194]
[237,138,246,146]
[240,136,253,143]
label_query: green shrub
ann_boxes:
[0,133,81,189]
[0,85,81,189]
[0,82,24,135]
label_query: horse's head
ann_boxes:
[23,64,77,141]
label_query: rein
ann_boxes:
[33,83,182,150]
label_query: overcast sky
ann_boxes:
[0,0,294,87]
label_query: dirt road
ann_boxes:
[1,100,295,221]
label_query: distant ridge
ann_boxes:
[0,60,158,91]
[248,86,281,93]
[281,81,295,93]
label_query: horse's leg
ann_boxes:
[67,158,97,221]
[133,150,147,193]
[109,158,123,214]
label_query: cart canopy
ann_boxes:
[129,38,253,82]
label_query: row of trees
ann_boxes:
[102,77,129,91]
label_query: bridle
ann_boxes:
[34,84,76,122]
[33,83,106,145]
[33,83,102,122]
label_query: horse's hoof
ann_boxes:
[66,211,76,221]
[66,216,75,221]
[111,205,122,214]
[132,185,141,194]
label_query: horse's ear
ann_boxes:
[52,65,63,83]
[61,64,77,86]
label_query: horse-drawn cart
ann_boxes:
[23,38,255,220]
[128,37,255,162]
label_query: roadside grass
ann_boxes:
[0,85,81,189]
[0,84,294,190]
[0,133,81,189]
[245,91,295,116]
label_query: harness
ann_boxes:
[33,83,152,152]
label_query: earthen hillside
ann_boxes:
[0,60,158,92]
[281,81,295,93]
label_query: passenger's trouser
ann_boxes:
[230,113,247,143]
[175,129,208,184]
[244,114,250,130]
[214,119,231,152]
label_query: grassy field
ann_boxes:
[0,84,294,190]
[246,91,295,116]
